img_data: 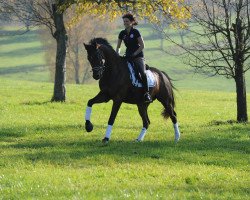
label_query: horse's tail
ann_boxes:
[160,71,176,119]
[161,71,177,94]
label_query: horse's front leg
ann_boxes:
[102,101,122,144]
[85,92,110,132]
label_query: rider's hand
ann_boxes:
[124,54,134,60]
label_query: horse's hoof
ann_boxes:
[85,120,93,132]
[135,139,142,142]
[102,137,109,144]
[174,137,180,143]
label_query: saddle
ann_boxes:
[127,61,156,88]
[128,61,149,81]
[121,56,149,80]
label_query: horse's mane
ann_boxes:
[89,38,114,50]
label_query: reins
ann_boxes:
[90,47,106,78]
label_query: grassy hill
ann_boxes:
[0,24,249,91]
[0,25,249,199]
[0,26,49,82]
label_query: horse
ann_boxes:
[83,37,180,143]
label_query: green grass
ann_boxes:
[0,28,49,82]
[0,24,249,199]
[0,78,249,199]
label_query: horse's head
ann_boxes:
[84,42,106,80]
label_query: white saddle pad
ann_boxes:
[127,62,156,88]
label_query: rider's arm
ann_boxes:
[116,39,122,55]
[132,36,145,57]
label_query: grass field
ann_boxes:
[0,24,249,199]
[0,27,49,82]
[0,78,249,199]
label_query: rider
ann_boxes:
[116,13,152,103]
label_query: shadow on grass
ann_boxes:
[143,31,186,41]
[0,29,40,45]
[0,46,44,57]
[21,100,52,106]
[0,124,79,143]
[209,120,250,126]
[0,129,26,138]
[1,123,249,168]
[0,64,44,75]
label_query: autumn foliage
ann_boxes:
[62,0,191,28]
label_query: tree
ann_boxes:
[66,0,190,26]
[154,0,249,122]
[39,10,116,84]
[51,1,68,102]
[0,0,12,23]
[66,7,116,84]
[191,0,249,122]
[0,0,69,101]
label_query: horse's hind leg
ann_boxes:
[158,97,180,142]
[136,104,150,141]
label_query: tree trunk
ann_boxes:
[74,62,80,84]
[51,4,67,102]
[82,66,90,84]
[235,72,248,122]
[233,18,248,122]
[179,31,185,45]
[74,43,80,84]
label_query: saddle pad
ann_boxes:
[127,62,156,88]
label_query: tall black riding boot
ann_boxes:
[142,74,152,103]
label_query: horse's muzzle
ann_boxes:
[93,74,100,80]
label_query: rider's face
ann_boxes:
[123,18,133,29]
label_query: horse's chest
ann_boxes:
[99,81,124,97]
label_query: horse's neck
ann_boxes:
[102,47,123,74]
[100,47,128,87]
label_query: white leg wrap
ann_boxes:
[105,125,113,139]
[174,123,180,142]
[137,127,147,141]
[85,106,92,121]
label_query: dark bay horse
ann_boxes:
[84,38,180,143]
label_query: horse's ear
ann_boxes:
[83,43,88,50]
[84,42,96,52]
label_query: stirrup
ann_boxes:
[144,92,152,103]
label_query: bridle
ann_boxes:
[89,48,106,78]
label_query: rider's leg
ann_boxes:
[134,57,152,103]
